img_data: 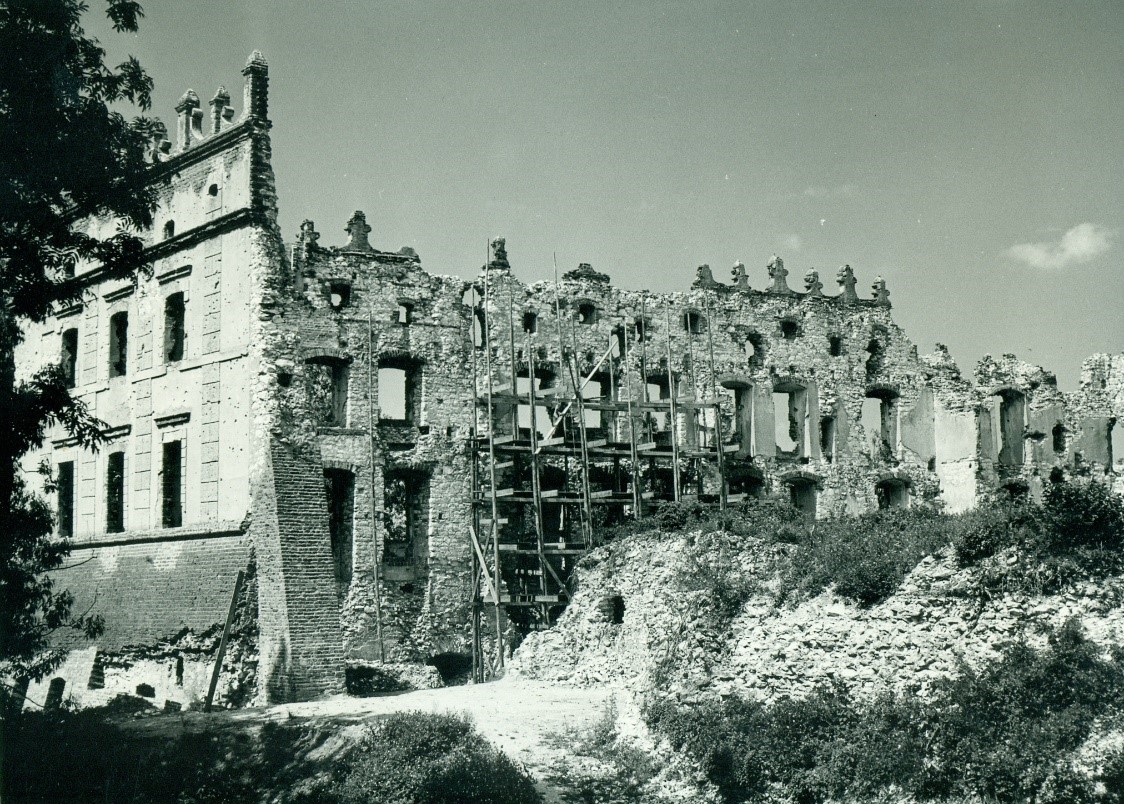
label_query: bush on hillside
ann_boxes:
[334,712,540,804]
[646,619,1124,804]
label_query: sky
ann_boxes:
[89,1,1122,389]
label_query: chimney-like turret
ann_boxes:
[209,86,231,134]
[242,51,269,122]
[174,89,201,152]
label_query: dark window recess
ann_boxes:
[577,301,597,325]
[876,479,909,509]
[1052,422,1066,454]
[56,461,75,537]
[163,220,175,239]
[683,311,704,334]
[789,478,817,518]
[135,683,155,698]
[828,335,843,356]
[108,311,128,377]
[633,318,648,342]
[106,451,125,533]
[397,302,412,324]
[161,441,182,528]
[87,656,106,689]
[207,183,219,197]
[175,657,184,686]
[820,416,836,463]
[330,282,351,309]
[44,678,65,711]
[61,328,78,388]
[324,469,355,583]
[997,390,1026,467]
[384,469,429,568]
[522,311,538,334]
[865,338,884,379]
[780,320,799,340]
[164,292,186,363]
[598,594,625,624]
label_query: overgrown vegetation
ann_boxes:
[1,708,539,803]
[617,479,1124,610]
[544,698,659,803]
[333,712,539,804]
[646,619,1124,804]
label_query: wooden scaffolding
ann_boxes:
[467,274,739,681]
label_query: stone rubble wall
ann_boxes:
[510,527,1124,705]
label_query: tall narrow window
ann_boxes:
[384,469,430,569]
[108,311,128,377]
[324,469,354,583]
[522,311,538,334]
[57,461,75,537]
[397,302,412,324]
[997,390,1026,466]
[789,478,817,518]
[164,292,186,363]
[106,451,125,533]
[61,328,78,388]
[162,441,182,528]
[820,416,836,463]
[306,359,349,427]
[378,357,420,424]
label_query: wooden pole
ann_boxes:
[204,569,245,712]
[482,250,505,669]
[705,295,727,510]
[663,302,681,501]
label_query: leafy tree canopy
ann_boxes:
[0,0,158,683]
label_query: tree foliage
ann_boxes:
[0,0,157,681]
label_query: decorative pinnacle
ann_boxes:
[344,211,374,252]
[766,253,790,294]
[731,261,750,291]
[174,89,200,112]
[244,50,268,71]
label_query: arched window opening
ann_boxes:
[397,301,412,324]
[1052,422,1067,454]
[163,220,175,239]
[682,310,705,335]
[522,311,538,334]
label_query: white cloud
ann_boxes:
[1006,223,1115,270]
[782,234,803,251]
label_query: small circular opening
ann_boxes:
[207,183,219,196]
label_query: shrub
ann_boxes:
[335,712,540,804]
[1041,480,1124,553]
[646,620,1124,804]
[677,530,759,621]
[783,508,955,606]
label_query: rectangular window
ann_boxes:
[61,328,78,389]
[324,469,354,583]
[106,451,125,533]
[161,441,182,528]
[57,461,75,537]
[109,311,128,377]
[164,292,186,363]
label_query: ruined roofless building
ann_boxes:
[13,54,1124,709]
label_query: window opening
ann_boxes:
[60,328,78,388]
[522,311,538,334]
[789,478,817,518]
[729,385,754,455]
[772,383,807,457]
[324,469,355,583]
[164,292,186,363]
[56,461,75,537]
[780,319,799,340]
[163,220,175,239]
[997,390,1026,466]
[384,469,429,569]
[865,338,884,379]
[820,416,836,463]
[207,183,219,197]
[162,440,182,528]
[175,657,184,686]
[576,301,597,325]
[1111,418,1123,471]
[863,389,899,460]
[876,479,909,509]
[1052,422,1066,454]
[583,375,609,432]
[378,357,421,424]
[108,311,128,377]
[329,282,351,310]
[397,302,412,324]
[633,318,647,342]
[645,375,671,439]
[106,451,125,533]
[45,678,66,711]
[516,372,555,438]
[828,335,843,356]
[682,311,704,335]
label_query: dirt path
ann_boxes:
[130,676,616,802]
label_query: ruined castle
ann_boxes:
[14,54,1124,709]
